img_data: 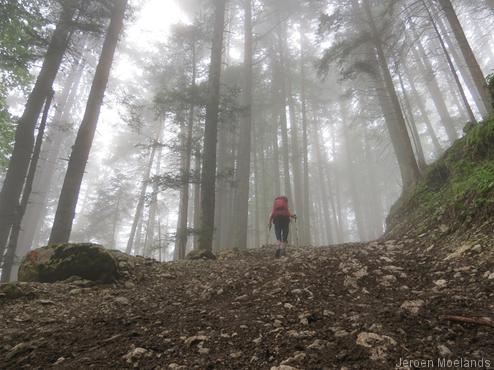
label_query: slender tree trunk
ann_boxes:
[437,0,493,117]
[143,143,162,257]
[16,57,85,260]
[176,44,197,259]
[423,0,477,123]
[192,152,201,250]
[1,90,54,282]
[300,21,311,245]
[311,120,333,244]
[364,0,421,191]
[0,3,76,260]
[409,21,458,142]
[402,63,443,155]
[49,0,127,244]
[232,0,253,250]
[198,0,227,252]
[438,17,487,117]
[396,65,427,170]
[340,103,367,241]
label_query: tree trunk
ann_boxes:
[15,57,85,262]
[409,20,458,142]
[143,142,162,258]
[176,43,197,259]
[364,0,421,191]
[340,102,367,241]
[192,151,201,250]
[438,17,487,117]
[126,143,157,254]
[437,0,493,117]
[396,65,427,170]
[0,2,76,261]
[1,90,54,282]
[300,21,311,246]
[198,0,227,252]
[49,0,127,244]
[232,0,253,250]
[402,62,443,155]
[423,0,477,124]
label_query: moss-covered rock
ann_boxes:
[18,243,120,283]
[186,249,217,260]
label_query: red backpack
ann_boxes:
[272,196,290,217]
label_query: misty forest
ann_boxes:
[0,0,493,368]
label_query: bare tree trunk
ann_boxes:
[0,2,76,261]
[49,0,128,244]
[143,142,162,257]
[396,65,427,170]
[16,57,85,261]
[232,0,253,250]
[438,17,487,117]
[300,21,311,246]
[198,0,227,252]
[409,21,458,142]
[402,62,443,155]
[437,0,493,117]
[364,0,421,191]
[311,121,333,244]
[176,43,197,259]
[340,102,367,241]
[127,143,157,254]
[192,152,201,250]
[423,0,477,123]
[1,90,54,282]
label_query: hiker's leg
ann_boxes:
[281,218,289,254]
[274,220,283,256]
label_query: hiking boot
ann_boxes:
[275,249,281,258]
[281,249,287,257]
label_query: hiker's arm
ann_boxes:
[268,214,273,229]
[290,210,297,219]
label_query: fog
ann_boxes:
[1,0,493,281]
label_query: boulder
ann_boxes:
[18,243,120,283]
[186,249,217,260]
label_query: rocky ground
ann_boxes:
[1,238,493,369]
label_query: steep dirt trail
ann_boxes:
[1,238,493,369]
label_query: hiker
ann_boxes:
[268,196,296,257]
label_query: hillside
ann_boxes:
[0,120,494,369]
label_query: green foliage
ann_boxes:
[387,118,494,235]
[0,0,49,170]
[487,73,494,103]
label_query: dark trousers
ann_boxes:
[273,216,290,243]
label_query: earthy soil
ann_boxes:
[1,238,493,369]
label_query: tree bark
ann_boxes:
[126,143,157,254]
[364,0,421,191]
[176,43,197,259]
[402,62,443,155]
[300,21,311,246]
[437,0,493,117]
[1,90,54,282]
[49,0,127,244]
[408,20,458,143]
[198,0,227,252]
[423,0,477,124]
[232,0,253,250]
[0,2,76,261]
[396,65,427,170]
[15,56,85,262]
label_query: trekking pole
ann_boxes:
[294,218,300,248]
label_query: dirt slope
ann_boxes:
[1,239,493,369]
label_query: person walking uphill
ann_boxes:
[268,196,296,258]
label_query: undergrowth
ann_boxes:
[387,117,494,237]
